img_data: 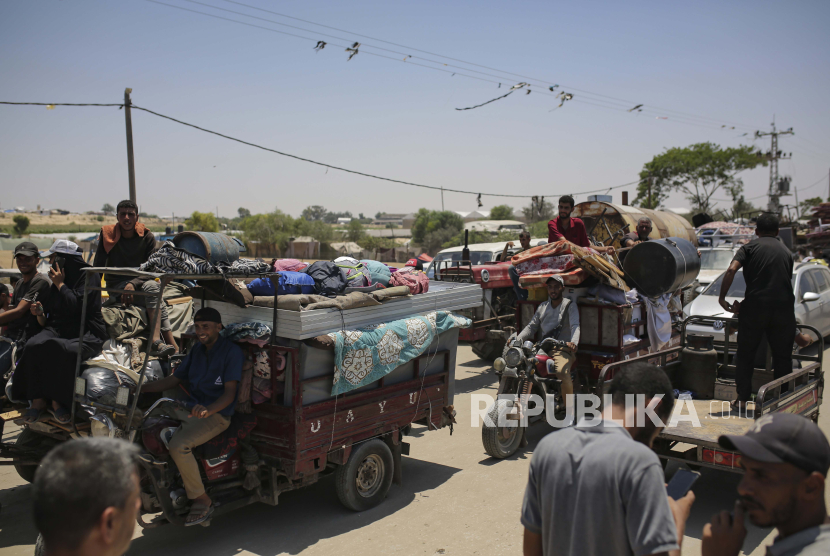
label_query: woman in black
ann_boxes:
[13,247,107,423]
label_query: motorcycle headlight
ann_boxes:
[504,347,523,368]
[493,358,506,372]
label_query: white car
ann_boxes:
[426,238,547,279]
[696,247,740,291]
[683,262,830,341]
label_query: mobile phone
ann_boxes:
[52,256,65,272]
[666,468,701,500]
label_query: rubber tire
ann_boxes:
[482,399,524,459]
[34,534,45,556]
[335,439,394,512]
[471,338,506,362]
[14,428,44,484]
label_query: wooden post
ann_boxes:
[622,191,629,205]
[124,88,137,204]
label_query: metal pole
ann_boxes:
[440,187,444,211]
[124,88,137,204]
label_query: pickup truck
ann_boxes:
[597,316,823,472]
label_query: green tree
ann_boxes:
[102,203,115,214]
[294,218,333,243]
[798,197,824,219]
[344,219,365,242]
[635,143,766,212]
[730,195,759,220]
[301,205,328,221]
[528,220,548,239]
[240,210,295,250]
[185,211,219,232]
[490,204,514,220]
[238,207,251,219]
[411,209,465,254]
[13,215,30,235]
[521,198,555,224]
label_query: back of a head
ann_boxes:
[755,213,779,234]
[33,438,138,551]
[608,362,675,419]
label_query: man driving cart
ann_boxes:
[515,275,580,407]
[141,307,243,526]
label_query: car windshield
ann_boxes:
[699,250,734,270]
[427,251,493,278]
[704,270,746,297]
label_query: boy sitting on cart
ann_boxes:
[141,307,243,526]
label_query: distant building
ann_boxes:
[336,217,353,225]
[373,213,407,226]
[464,220,526,233]
[454,210,490,222]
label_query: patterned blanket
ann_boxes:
[329,310,471,395]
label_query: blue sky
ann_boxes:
[1,0,828,219]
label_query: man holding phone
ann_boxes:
[93,200,177,356]
[701,413,830,556]
[522,362,695,556]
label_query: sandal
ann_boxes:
[48,406,71,424]
[22,408,45,424]
[184,501,214,526]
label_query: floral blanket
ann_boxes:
[514,255,574,276]
[329,310,471,395]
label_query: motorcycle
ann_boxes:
[134,397,260,528]
[481,337,574,459]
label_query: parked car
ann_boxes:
[683,262,830,342]
[695,247,740,292]
[425,239,546,279]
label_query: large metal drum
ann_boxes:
[572,201,698,248]
[173,231,246,264]
[623,237,700,297]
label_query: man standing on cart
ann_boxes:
[93,200,177,356]
[718,213,795,412]
[547,195,615,255]
[141,307,242,526]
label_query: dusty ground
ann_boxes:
[0,212,168,229]
[1,345,828,556]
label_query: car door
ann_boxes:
[796,271,823,333]
[813,268,830,336]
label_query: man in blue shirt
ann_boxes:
[142,307,243,526]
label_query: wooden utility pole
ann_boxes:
[124,88,137,204]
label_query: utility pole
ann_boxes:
[440,187,444,211]
[124,88,137,204]
[648,176,653,209]
[755,119,793,213]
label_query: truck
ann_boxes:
[596,316,824,472]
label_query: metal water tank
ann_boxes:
[572,201,698,247]
[623,237,700,297]
[173,232,246,265]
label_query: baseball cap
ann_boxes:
[193,307,223,325]
[13,241,39,257]
[405,258,418,267]
[41,239,80,256]
[719,413,830,476]
[545,275,565,286]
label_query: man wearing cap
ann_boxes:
[516,275,580,399]
[141,307,243,526]
[702,413,830,556]
[92,199,177,356]
[0,242,51,349]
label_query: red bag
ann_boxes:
[389,267,429,294]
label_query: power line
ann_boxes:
[0,100,641,199]
[147,0,765,131]
[219,0,765,131]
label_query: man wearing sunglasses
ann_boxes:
[93,200,177,356]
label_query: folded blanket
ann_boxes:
[511,239,575,266]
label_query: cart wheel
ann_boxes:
[14,428,45,483]
[335,439,394,512]
[481,399,524,459]
[34,534,45,556]
[472,339,506,362]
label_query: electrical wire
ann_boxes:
[0,100,641,199]
[147,0,766,131]
[218,0,765,131]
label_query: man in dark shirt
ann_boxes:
[621,217,653,247]
[547,195,615,255]
[0,242,51,343]
[93,200,177,355]
[719,213,795,409]
[142,307,242,526]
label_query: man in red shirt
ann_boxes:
[548,195,615,254]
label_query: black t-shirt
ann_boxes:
[92,229,156,286]
[7,273,51,340]
[733,236,794,304]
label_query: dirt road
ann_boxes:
[1,345,828,556]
